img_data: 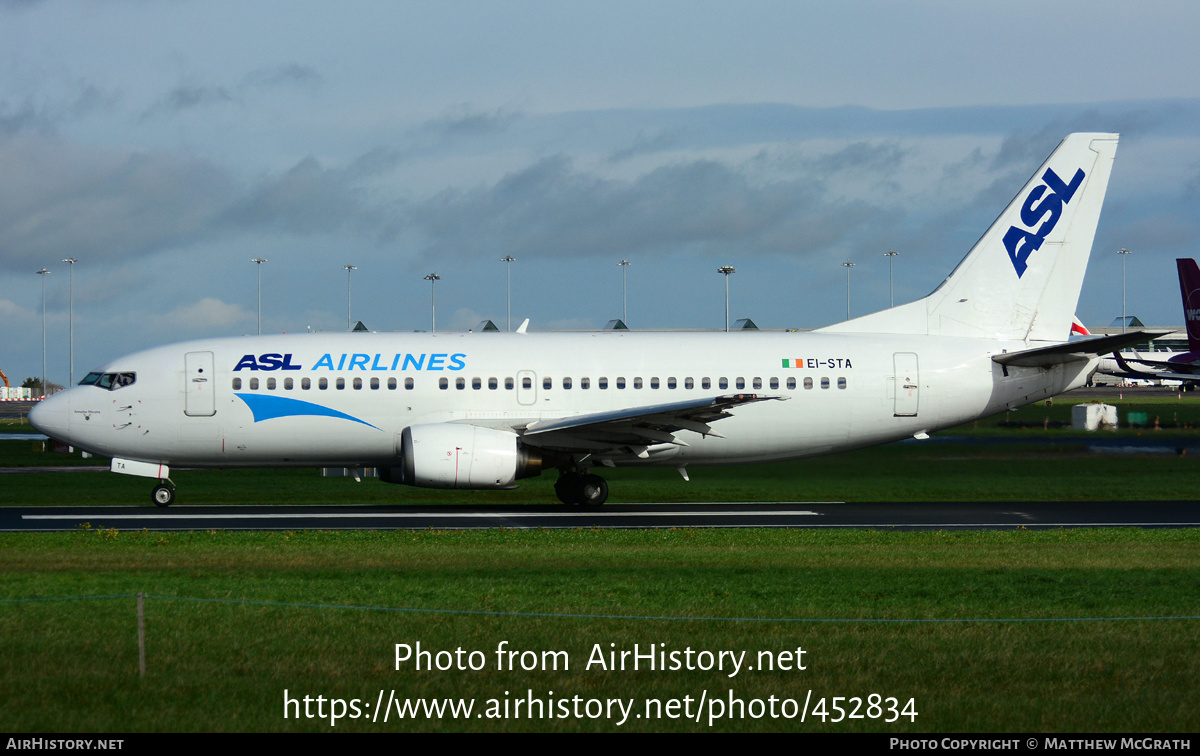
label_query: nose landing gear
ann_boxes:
[151,481,176,508]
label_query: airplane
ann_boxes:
[30,132,1159,508]
[1093,258,1200,386]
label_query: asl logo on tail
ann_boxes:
[1003,167,1085,278]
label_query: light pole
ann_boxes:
[500,255,515,331]
[718,265,736,332]
[62,258,76,386]
[251,257,267,335]
[1117,248,1131,333]
[842,261,856,320]
[36,268,49,398]
[425,272,441,332]
[618,259,631,325]
[342,264,356,330]
[883,250,899,308]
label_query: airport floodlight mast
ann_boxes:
[62,258,76,386]
[884,250,899,308]
[425,272,442,332]
[342,264,356,330]
[1117,247,1131,333]
[842,260,856,320]
[500,255,515,331]
[618,259,631,325]
[251,257,267,335]
[36,268,49,398]
[718,265,736,332]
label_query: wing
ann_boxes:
[519,394,780,458]
[992,330,1171,368]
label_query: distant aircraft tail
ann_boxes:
[821,133,1119,342]
[1176,259,1200,353]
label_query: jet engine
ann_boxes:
[378,423,543,489]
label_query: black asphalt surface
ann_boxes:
[4,500,1198,531]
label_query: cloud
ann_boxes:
[423,105,521,138]
[242,64,322,91]
[140,84,238,120]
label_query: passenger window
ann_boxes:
[405,378,414,390]
[753,378,762,389]
[598,377,608,389]
[439,378,448,390]
[267,377,277,390]
[489,377,498,390]
[456,378,466,390]
[650,378,659,389]
[563,378,572,389]
[804,377,813,390]
[387,378,397,390]
[370,377,379,390]
[336,378,346,390]
[821,377,830,389]
[319,378,328,390]
[736,378,745,389]
[838,377,847,389]
[719,378,728,389]
[472,377,482,390]
[232,377,242,390]
[302,377,311,390]
[702,378,711,389]
[634,378,643,389]
[616,377,626,389]
[250,378,259,390]
[787,377,796,390]
[543,377,552,390]
[685,378,694,389]
[769,378,778,389]
[580,378,590,389]
[523,377,532,389]
[285,377,294,390]
[667,377,677,389]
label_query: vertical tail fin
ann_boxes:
[1177,259,1200,353]
[821,133,1119,341]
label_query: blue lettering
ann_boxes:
[448,353,466,371]
[428,353,447,370]
[280,353,302,371]
[391,354,401,370]
[402,354,426,371]
[258,353,283,371]
[1004,166,1086,278]
[234,355,260,372]
[371,354,389,371]
[336,354,346,371]
[313,354,336,371]
[349,354,370,370]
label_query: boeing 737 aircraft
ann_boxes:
[31,133,1155,507]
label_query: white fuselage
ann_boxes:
[33,330,1090,470]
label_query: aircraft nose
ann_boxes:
[28,391,69,440]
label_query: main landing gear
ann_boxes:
[554,470,609,507]
[151,481,176,508]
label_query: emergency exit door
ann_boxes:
[893,352,919,417]
[185,351,216,417]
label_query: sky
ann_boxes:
[3,0,1200,386]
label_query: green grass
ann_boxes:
[2,528,1199,732]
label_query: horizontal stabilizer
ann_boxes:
[992,331,1171,368]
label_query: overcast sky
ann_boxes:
[4,0,1200,385]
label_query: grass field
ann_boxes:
[2,397,1199,732]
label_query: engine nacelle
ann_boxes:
[379,423,543,489]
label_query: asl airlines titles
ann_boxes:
[233,352,468,372]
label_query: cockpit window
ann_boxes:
[93,372,136,390]
[80,372,102,386]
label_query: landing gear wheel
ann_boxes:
[554,473,583,506]
[152,483,176,508]
[577,474,609,507]
[553,472,609,506]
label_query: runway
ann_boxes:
[3,500,1198,531]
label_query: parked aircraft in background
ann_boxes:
[1095,258,1200,387]
[30,133,1155,507]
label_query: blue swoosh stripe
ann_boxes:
[234,393,381,430]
